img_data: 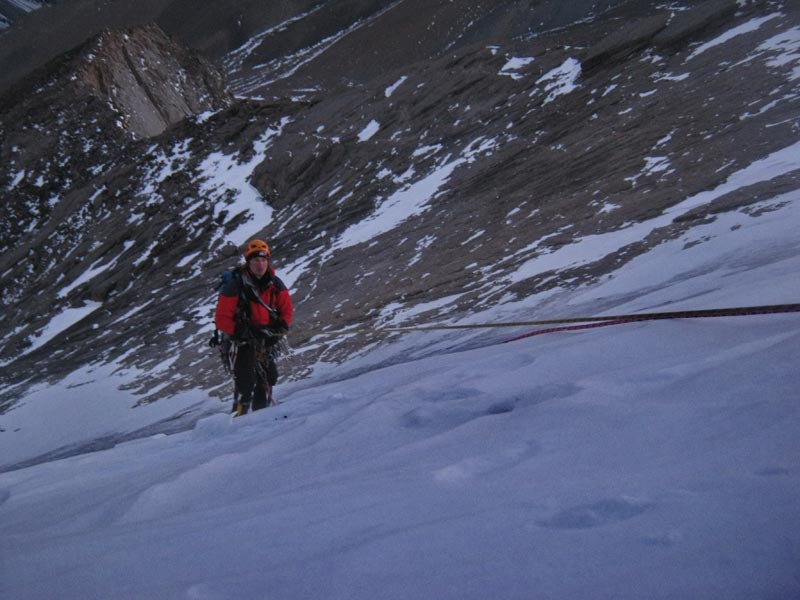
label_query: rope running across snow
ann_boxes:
[503,303,800,342]
[307,303,800,342]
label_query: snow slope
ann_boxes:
[0,307,797,599]
[1,183,798,598]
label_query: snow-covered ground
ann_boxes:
[1,307,798,599]
[1,174,799,598]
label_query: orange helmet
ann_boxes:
[244,239,270,260]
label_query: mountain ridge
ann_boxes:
[1,0,798,418]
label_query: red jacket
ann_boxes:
[215,266,293,337]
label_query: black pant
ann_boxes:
[233,343,278,411]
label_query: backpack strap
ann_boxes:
[239,271,279,320]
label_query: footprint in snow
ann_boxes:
[537,497,653,529]
[755,466,791,477]
[433,440,542,484]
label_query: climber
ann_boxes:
[213,239,293,415]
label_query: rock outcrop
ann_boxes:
[78,24,231,138]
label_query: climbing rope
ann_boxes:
[503,303,800,342]
[305,303,800,342]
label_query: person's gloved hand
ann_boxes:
[219,332,232,354]
[209,330,221,347]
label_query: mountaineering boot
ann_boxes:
[234,401,250,417]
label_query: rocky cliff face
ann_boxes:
[77,24,231,138]
[1,0,798,417]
